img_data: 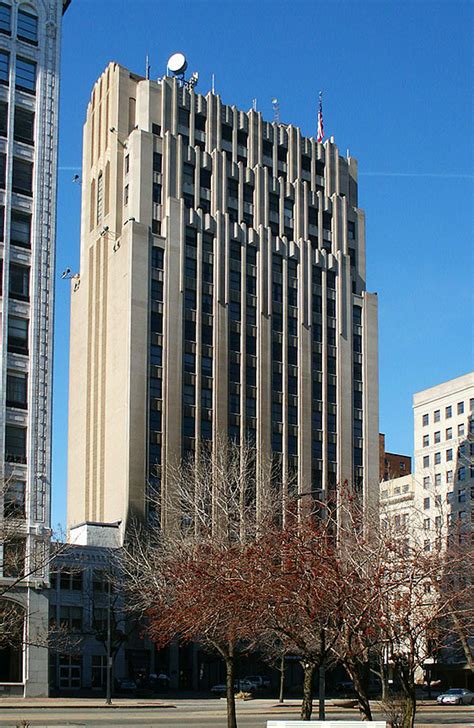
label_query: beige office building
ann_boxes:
[67,62,379,536]
[381,372,474,546]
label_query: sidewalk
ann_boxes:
[0,697,176,710]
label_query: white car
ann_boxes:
[437,688,474,705]
[210,679,255,695]
[243,675,271,690]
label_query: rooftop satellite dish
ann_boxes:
[167,52,187,75]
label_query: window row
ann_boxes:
[0,261,30,300]
[0,102,35,143]
[0,50,36,92]
[0,4,38,44]
[0,153,34,195]
[0,206,32,247]
[422,424,467,445]
[422,400,469,426]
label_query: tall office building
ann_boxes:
[67,61,379,536]
[0,0,70,696]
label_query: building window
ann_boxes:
[2,539,25,577]
[7,316,28,354]
[3,480,25,518]
[458,423,464,437]
[423,476,430,489]
[446,470,453,483]
[457,467,465,481]
[434,452,441,465]
[17,9,38,44]
[6,371,27,408]
[9,263,29,301]
[14,106,34,144]
[15,57,35,93]
[0,49,9,83]
[91,655,107,689]
[445,405,452,418]
[0,100,7,136]
[96,172,103,224]
[434,473,441,486]
[12,158,33,196]
[434,431,440,444]
[423,455,429,468]
[0,152,5,188]
[423,497,430,510]
[5,424,27,463]
[422,434,429,447]
[58,656,82,689]
[446,448,453,462]
[457,401,464,415]
[0,3,11,34]
[445,427,452,440]
[434,409,440,422]
[10,210,31,248]
[59,570,83,591]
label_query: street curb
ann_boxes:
[0,702,176,710]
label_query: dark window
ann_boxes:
[327,271,336,289]
[15,57,35,93]
[230,241,241,260]
[0,100,7,136]
[272,282,283,302]
[8,316,28,354]
[312,410,322,429]
[230,270,240,290]
[312,440,322,458]
[354,391,363,409]
[247,305,256,325]
[323,211,332,230]
[195,114,206,132]
[312,323,322,342]
[6,371,27,408]
[151,247,164,269]
[10,211,31,248]
[202,262,213,282]
[5,424,26,463]
[201,387,212,408]
[200,169,211,189]
[272,313,283,332]
[178,107,190,127]
[185,257,197,278]
[353,363,363,381]
[0,3,11,34]
[12,158,33,195]
[182,416,195,437]
[327,355,336,375]
[288,288,297,307]
[354,447,363,467]
[328,443,337,461]
[201,420,212,439]
[0,152,5,188]
[183,162,194,186]
[184,289,196,310]
[0,49,8,84]
[9,263,29,301]
[184,352,195,373]
[288,435,297,455]
[262,139,272,158]
[151,279,163,301]
[202,232,214,252]
[353,305,362,325]
[228,179,238,200]
[327,299,336,317]
[221,123,232,142]
[152,183,161,203]
[14,106,34,144]
[0,205,4,241]
[328,384,337,403]
[288,405,298,425]
[272,433,282,452]
[229,331,240,351]
[229,301,240,321]
[3,539,25,577]
[153,152,162,173]
[3,480,25,518]
[202,324,213,345]
[269,193,279,213]
[353,334,362,353]
[152,123,161,135]
[288,376,297,395]
[202,293,213,314]
[183,384,195,405]
[246,366,256,386]
[328,413,336,432]
[246,335,256,355]
[272,341,282,361]
[353,419,363,437]
[229,393,240,414]
[288,346,297,365]
[229,363,240,382]
[17,9,38,44]
[201,356,213,376]
[184,320,196,342]
[327,327,336,346]
[150,345,162,366]
[150,312,162,333]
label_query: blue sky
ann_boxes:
[52,0,474,529]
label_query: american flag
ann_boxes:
[317,91,324,143]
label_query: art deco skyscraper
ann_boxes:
[0,0,70,696]
[67,62,378,536]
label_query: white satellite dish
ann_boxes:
[167,52,187,75]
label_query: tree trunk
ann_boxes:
[279,653,285,703]
[300,663,316,721]
[225,656,237,728]
[397,663,417,728]
[349,662,373,721]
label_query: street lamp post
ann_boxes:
[105,575,112,705]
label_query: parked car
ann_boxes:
[114,678,138,695]
[437,688,474,705]
[210,679,255,695]
[243,675,270,690]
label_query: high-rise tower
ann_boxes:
[0,0,70,696]
[67,62,379,536]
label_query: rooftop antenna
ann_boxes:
[167,52,188,81]
[252,98,257,112]
[145,53,150,80]
[272,97,280,124]
[211,73,215,94]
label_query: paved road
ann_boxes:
[1,698,473,727]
